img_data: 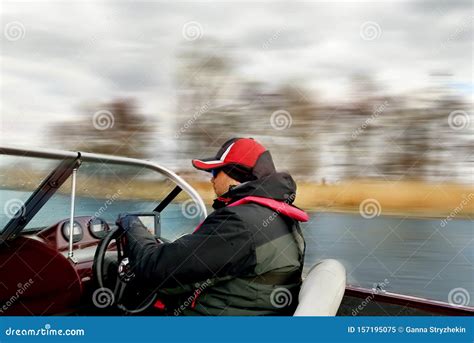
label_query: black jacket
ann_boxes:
[123,172,308,315]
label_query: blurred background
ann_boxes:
[1,0,473,305]
[2,0,472,213]
[1,1,472,181]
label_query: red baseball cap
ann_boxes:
[192,138,276,179]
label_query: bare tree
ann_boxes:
[50,99,153,159]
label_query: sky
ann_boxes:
[0,0,472,148]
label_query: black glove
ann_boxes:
[115,213,139,231]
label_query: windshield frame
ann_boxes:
[0,146,207,243]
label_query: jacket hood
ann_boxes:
[217,172,297,203]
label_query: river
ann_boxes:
[1,189,472,306]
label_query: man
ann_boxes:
[118,138,308,315]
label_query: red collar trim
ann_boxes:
[194,196,309,234]
[228,196,309,222]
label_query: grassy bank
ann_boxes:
[189,179,474,218]
[1,167,472,218]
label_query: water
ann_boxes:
[1,190,472,306]
[301,212,473,306]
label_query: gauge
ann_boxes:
[62,221,83,243]
[88,217,109,239]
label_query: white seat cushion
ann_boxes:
[294,259,346,316]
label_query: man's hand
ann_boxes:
[116,213,139,231]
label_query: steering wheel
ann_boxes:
[92,226,157,313]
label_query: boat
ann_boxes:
[0,146,472,316]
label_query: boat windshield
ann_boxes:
[0,154,59,231]
[1,152,204,241]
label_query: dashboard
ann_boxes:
[0,215,164,315]
[0,216,109,315]
[0,216,114,315]
[37,216,111,254]
[34,216,114,289]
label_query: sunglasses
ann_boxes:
[211,169,221,178]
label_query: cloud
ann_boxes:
[0,0,472,147]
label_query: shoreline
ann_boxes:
[188,179,474,219]
[1,175,473,219]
